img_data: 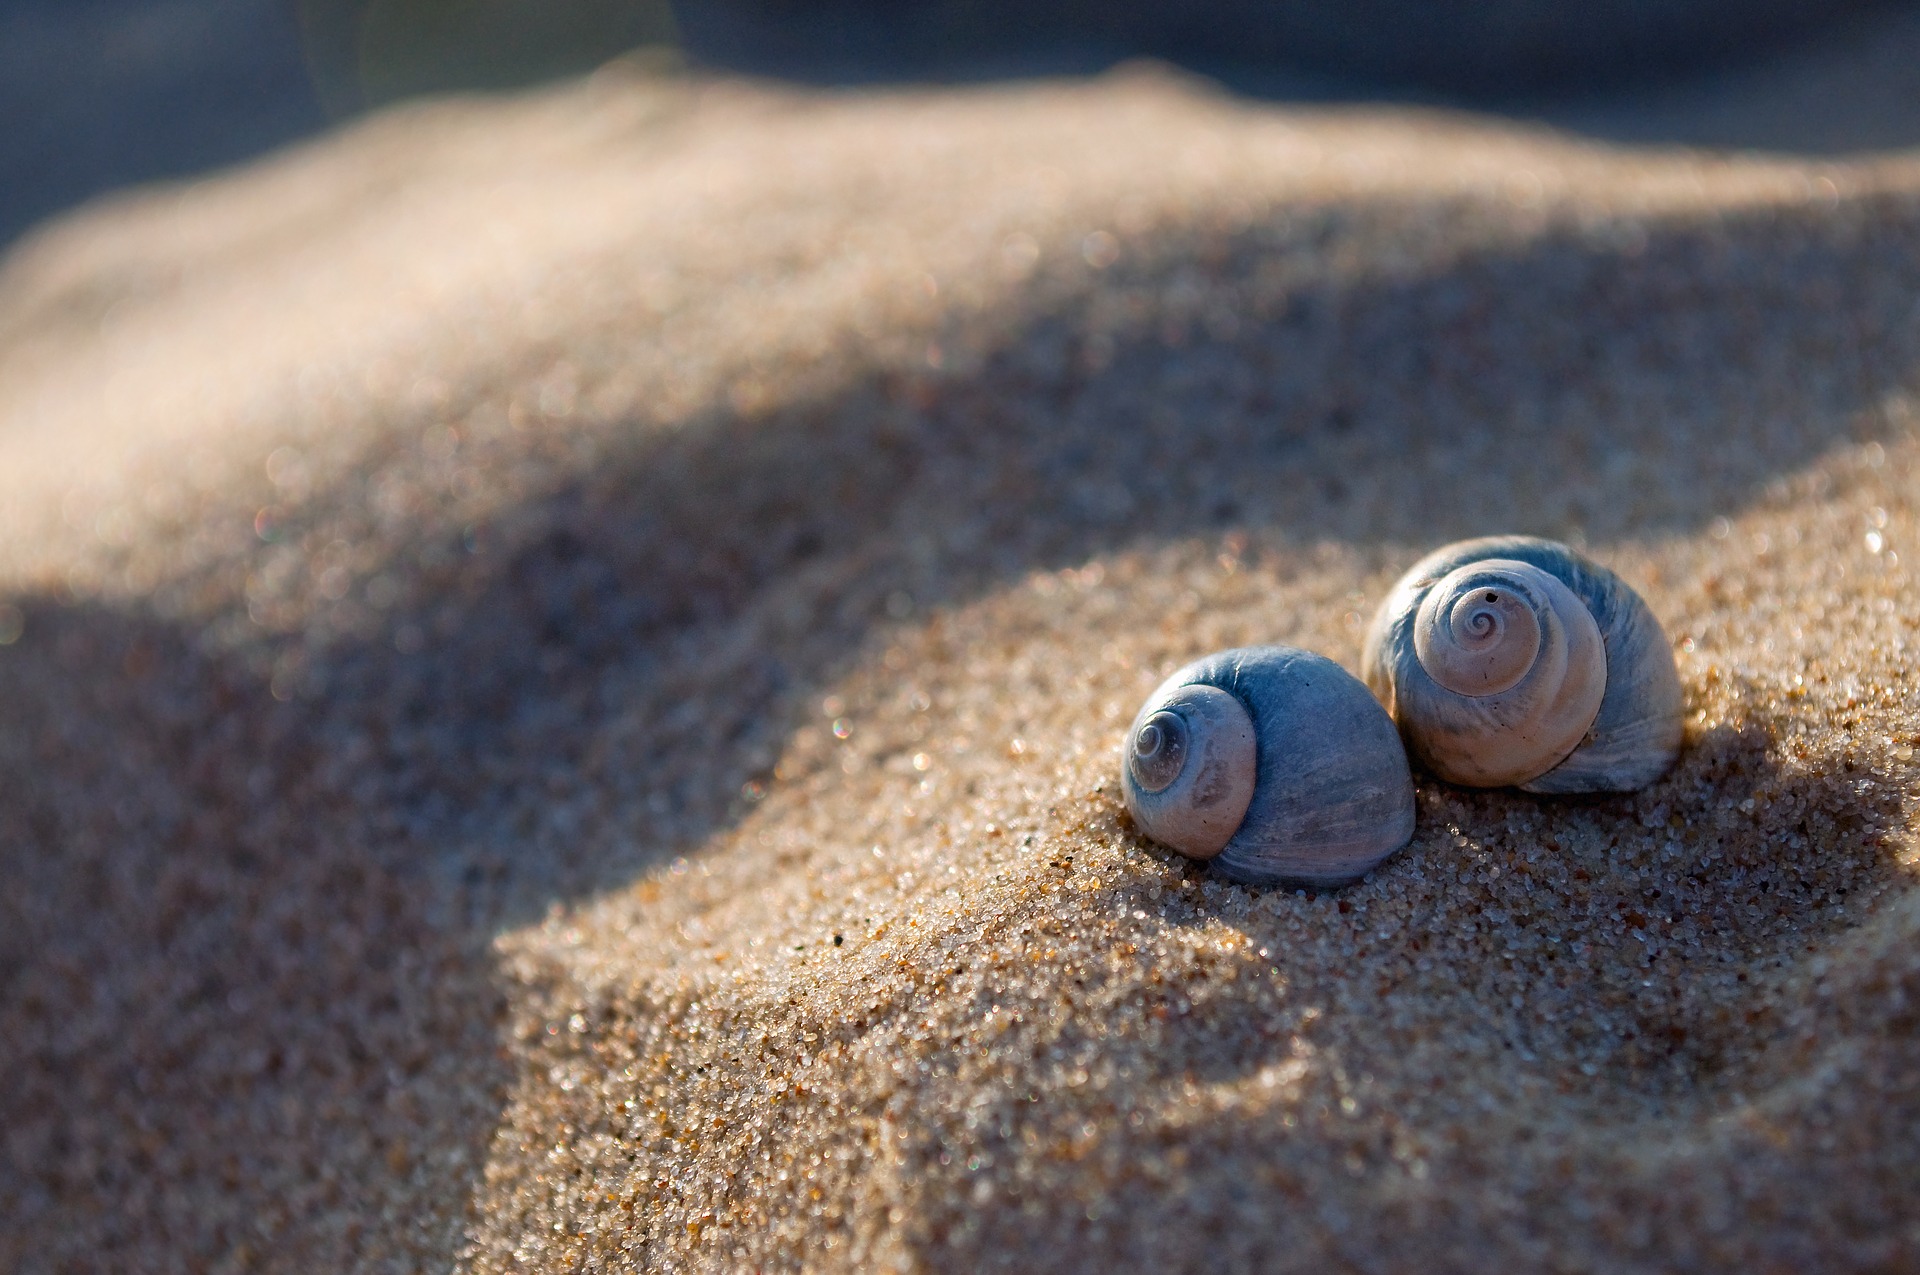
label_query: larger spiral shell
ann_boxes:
[1121,646,1416,889]
[1361,536,1684,792]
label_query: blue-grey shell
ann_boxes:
[1363,536,1684,793]
[1128,646,1416,890]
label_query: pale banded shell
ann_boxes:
[1362,536,1684,793]
[1121,646,1416,889]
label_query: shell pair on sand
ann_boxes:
[1120,537,1685,889]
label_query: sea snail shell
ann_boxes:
[1121,646,1416,889]
[1361,536,1684,793]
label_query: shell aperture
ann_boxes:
[1121,646,1416,889]
[1363,536,1682,793]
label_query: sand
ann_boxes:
[3,45,1920,1275]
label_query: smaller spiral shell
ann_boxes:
[1121,646,1416,889]
[1362,537,1683,793]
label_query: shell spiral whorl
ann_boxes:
[1121,684,1257,856]
[1413,568,1545,697]
[1363,537,1683,793]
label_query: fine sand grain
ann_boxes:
[2,56,1919,1274]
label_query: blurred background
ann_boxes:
[2,0,1918,252]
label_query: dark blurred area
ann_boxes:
[0,0,678,250]
[301,0,679,111]
[1,0,324,247]
[0,0,1914,253]
[675,0,1899,90]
